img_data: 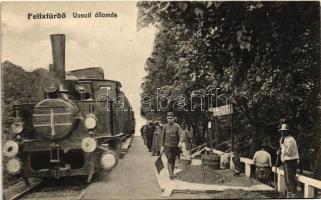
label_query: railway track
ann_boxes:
[4,178,42,200]
[4,177,93,200]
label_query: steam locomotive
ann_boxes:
[3,34,135,184]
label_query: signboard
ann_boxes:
[208,104,233,116]
[208,122,212,129]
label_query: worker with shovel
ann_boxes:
[160,112,184,179]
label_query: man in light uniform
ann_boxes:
[278,123,300,198]
[160,112,184,179]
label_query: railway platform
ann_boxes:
[82,136,281,199]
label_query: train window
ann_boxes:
[100,86,111,98]
[77,83,93,100]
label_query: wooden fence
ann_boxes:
[240,157,321,198]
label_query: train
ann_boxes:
[3,34,135,184]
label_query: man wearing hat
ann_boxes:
[253,142,272,184]
[160,112,184,179]
[278,123,300,198]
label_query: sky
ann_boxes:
[1,1,156,135]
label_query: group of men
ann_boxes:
[252,123,300,198]
[140,112,193,179]
[140,120,162,156]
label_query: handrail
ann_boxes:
[240,157,321,198]
[204,147,225,155]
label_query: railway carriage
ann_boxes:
[3,34,135,184]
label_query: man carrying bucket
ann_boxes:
[277,123,300,198]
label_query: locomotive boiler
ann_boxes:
[3,34,135,184]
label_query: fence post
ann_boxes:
[277,172,286,193]
[304,184,315,198]
[230,153,235,170]
[245,163,251,177]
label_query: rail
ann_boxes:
[240,157,321,198]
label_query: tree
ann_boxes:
[2,61,49,139]
[138,1,320,168]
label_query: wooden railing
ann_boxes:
[240,158,254,177]
[240,157,321,198]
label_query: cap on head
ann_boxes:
[167,112,174,118]
[279,124,290,132]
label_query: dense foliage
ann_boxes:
[138,2,320,169]
[2,61,48,139]
[1,61,49,186]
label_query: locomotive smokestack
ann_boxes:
[50,34,65,82]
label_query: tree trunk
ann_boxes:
[314,145,321,180]
[249,131,257,158]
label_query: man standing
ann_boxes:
[140,124,148,146]
[181,122,193,150]
[151,121,162,156]
[278,123,300,198]
[253,142,272,184]
[181,121,192,160]
[160,112,184,179]
[145,121,155,152]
